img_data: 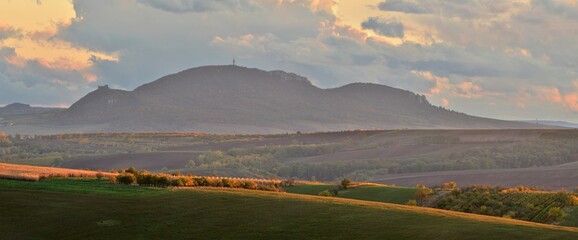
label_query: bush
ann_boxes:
[405,200,417,206]
[116,174,136,185]
[546,207,566,222]
[318,190,333,197]
[241,180,258,190]
[442,182,457,190]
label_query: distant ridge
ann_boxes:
[37,65,543,133]
[0,103,62,116]
[520,120,578,129]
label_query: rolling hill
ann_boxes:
[1,178,578,239]
[41,65,539,133]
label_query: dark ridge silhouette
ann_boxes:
[53,65,538,133]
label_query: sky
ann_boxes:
[1,0,578,122]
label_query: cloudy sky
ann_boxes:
[1,0,578,122]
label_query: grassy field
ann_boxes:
[283,184,336,195]
[2,178,578,239]
[338,186,420,204]
[284,184,420,205]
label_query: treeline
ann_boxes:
[185,143,346,176]
[282,139,578,181]
[113,167,285,191]
[430,185,577,224]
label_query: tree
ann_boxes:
[125,167,138,175]
[341,178,352,190]
[546,207,566,222]
[414,189,433,205]
[116,174,136,185]
[185,160,196,169]
[443,181,457,190]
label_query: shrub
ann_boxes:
[318,190,333,197]
[546,207,565,222]
[241,180,258,190]
[442,181,457,190]
[116,174,136,185]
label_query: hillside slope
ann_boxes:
[1,178,578,239]
[52,65,536,133]
[0,103,62,116]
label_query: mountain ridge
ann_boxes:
[40,65,542,133]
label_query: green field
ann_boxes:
[284,184,419,204]
[2,179,578,239]
[338,186,420,204]
[283,184,336,195]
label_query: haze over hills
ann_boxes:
[0,103,62,116]
[5,65,544,133]
[520,120,578,129]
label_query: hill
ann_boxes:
[39,65,539,133]
[1,178,578,239]
[521,120,578,129]
[0,103,62,116]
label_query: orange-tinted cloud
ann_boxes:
[441,98,449,106]
[529,82,578,112]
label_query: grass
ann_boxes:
[283,184,336,195]
[0,178,163,196]
[284,184,419,204]
[1,178,578,239]
[337,186,420,204]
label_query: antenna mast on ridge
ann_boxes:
[233,56,236,66]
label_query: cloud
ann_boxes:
[440,98,449,106]
[0,24,20,40]
[361,17,404,38]
[533,0,578,21]
[4,0,578,122]
[137,0,261,13]
[0,47,91,88]
[528,82,578,112]
[378,0,429,14]
[376,0,524,19]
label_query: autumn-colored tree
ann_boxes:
[443,181,457,190]
[341,178,351,190]
[414,189,433,205]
